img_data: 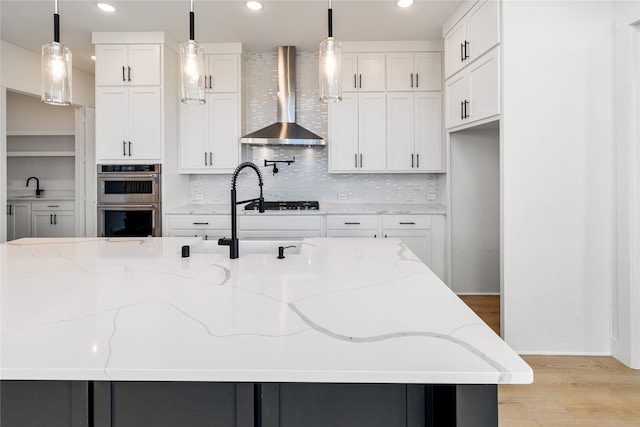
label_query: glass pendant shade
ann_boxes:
[319,37,342,103]
[180,40,205,104]
[41,41,72,106]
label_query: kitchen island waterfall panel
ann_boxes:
[0,237,531,384]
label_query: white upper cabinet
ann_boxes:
[387,52,442,92]
[95,44,161,86]
[204,54,239,93]
[329,92,386,172]
[341,53,386,92]
[445,47,500,129]
[387,92,443,172]
[444,0,500,79]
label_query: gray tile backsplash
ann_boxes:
[190,51,444,205]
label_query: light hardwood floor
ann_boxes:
[459,295,640,426]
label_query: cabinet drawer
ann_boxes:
[326,215,379,230]
[382,215,431,229]
[238,215,323,231]
[169,215,230,230]
[31,201,75,211]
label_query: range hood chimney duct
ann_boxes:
[240,46,326,146]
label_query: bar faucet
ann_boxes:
[26,176,43,197]
[218,162,265,259]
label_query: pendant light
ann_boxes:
[41,0,72,106]
[180,0,205,104]
[319,0,342,103]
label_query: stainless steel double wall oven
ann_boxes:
[97,164,161,237]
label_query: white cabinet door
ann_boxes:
[7,203,31,241]
[467,48,500,123]
[54,212,76,237]
[179,101,209,171]
[32,212,56,237]
[127,45,161,86]
[445,72,467,129]
[96,87,129,160]
[414,52,442,91]
[386,92,415,171]
[128,87,161,160]
[384,230,432,265]
[386,53,414,92]
[95,45,160,86]
[341,53,359,92]
[444,19,468,79]
[358,93,386,171]
[357,53,386,92]
[467,0,500,62]
[329,93,359,172]
[205,54,238,92]
[209,93,240,171]
[414,92,443,171]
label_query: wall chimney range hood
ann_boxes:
[241,46,326,146]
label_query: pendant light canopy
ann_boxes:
[180,0,205,104]
[319,0,342,103]
[41,0,72,106]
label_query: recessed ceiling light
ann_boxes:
[97,3,116,12]
[397,0,413,7]
[247,1,262,11]
[91,55,96,61]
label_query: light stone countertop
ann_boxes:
[0,237,531,384]
[166,203,447,215]
[7,190,76,202]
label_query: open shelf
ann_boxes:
[7,131,75,136]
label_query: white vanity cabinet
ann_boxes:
[444,0,500,79]
[341,53,386,92]
[6,202,31,241]
[166,215,230,240]
[386,92,443,172]
[95,44,161,86]
[31,201,76,238]
[329,92,387,172]
[386,52,442,92]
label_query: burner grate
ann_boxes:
[244,201,320,211]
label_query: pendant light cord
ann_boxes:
[53,0,60,43]
[189,0,195,41]
[327,0,333,38]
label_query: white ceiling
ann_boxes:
[0,0,461,74]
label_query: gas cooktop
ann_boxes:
[244,201,320,211]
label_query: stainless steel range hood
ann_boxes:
[241,46,326,146]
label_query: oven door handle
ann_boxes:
[98,203,158,209]
[97,173,158,180]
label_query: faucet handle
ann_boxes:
[258,197,265,213]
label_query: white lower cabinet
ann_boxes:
[166,215,230,240]
[31,202,76,238]
[6,202,31,241]
[326,215,379,238]
[238,215,324,240]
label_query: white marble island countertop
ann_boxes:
[0,237,531,384]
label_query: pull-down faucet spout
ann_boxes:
[218,162,265,259]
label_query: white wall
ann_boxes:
[502,1,613,354]
[1,41,94,107]
[612,1,640,368]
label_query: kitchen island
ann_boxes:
[0,237,532,427]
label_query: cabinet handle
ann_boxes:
[464,41,470,60]
[344,222,361,225]
[416,153,419,168]
[410,73,414,88]
[384,234,388,238]
[8,204,12,215]
[411,153,414,168]
[463,100,469,119]
[355,153,358,168]
[128,66,132,82]
[128,141,132,156]
[461,101,465,120]
[204,235,209,240]
[204,152,208,166]
[47,205,59,208]
[354,74,357,89]
[359,74,362,89]
[54,214,57,225]
[360,153,363,168]
[416,74,419,88]
[399,222,416,225]
[50,214,53,225]
[209,75,213,89]
[193,222,209,225]
[461,43,465,62]
[374,234,377,238]
[209,152,213,166]
[122,66,126,82]
[123,140,127,156]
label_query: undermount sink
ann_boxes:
[190,239,302,256]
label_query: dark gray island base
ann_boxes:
[0,380,497,427]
